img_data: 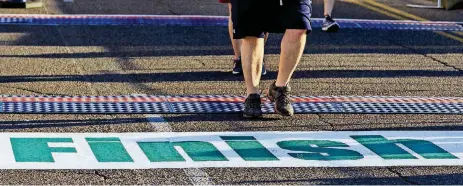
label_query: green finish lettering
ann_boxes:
[138,141,228,162]
[86,137,133,162]
[11,138,77,162]
[221,136,279,161]
[277,140,364,161]
[352,135,458,159]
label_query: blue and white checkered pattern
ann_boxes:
[170,102,341,114]
[0,15,461,31]
[3,102,170,114]
[0,95,462,114]
[172,102,243,113]
[337,102,463,114]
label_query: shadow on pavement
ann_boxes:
[0,69,461,83]
[0,118,147,129]
[1,25,461,56]
[228,172,463,185]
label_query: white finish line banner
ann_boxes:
[1,131,463,169]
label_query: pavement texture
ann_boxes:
[0,0,462,184]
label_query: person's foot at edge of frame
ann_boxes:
[232,57,243,75]
[232,57,267,76]
[322,15,340,32]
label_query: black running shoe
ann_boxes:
[322,15,340,32]
[266,82,294,117]
[232,57,242,75]
[243,93,263,118]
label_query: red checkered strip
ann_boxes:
[293,96,463,103]
[0,96,167,103]
[0,14,226,20]
[168,96,245,102]
[1,95,462,104]
[1,14,459,26]
[349,19,458,26]
[167,96,463,103]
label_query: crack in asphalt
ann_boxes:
[37,170,108,181]
[94,170,109,181]
[0,85,70,96]
[386,38,463,72]
[316,114,336,130]
[387,168,420,185]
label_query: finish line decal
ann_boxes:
[0,95,462,114]
[1,131,463,169]
[0,14,462,31]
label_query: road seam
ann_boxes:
[146,114,214,185]
[385,38,463,71]
[387,167,420,185]
[42,5,98,95]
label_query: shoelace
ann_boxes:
[251,99,261,108]
[246,98,261,109]
[276,89,291,105]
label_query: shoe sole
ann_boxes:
[322,23,340,32]
[265,88,294,117]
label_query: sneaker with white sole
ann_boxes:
[322,15,340,32]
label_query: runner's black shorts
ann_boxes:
[231,0,312,39]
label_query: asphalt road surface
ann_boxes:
[0,0,462,184]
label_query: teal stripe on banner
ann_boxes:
[0,102,3,112]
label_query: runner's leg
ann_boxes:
[242,37,265,95]
[229,3,241,59]
[275,29,307,87]
[324,0,335,16]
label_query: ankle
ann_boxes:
[274,81,288,87]
[247,93,261,98]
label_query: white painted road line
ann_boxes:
[146,115,173,132]
[146,114,213,185]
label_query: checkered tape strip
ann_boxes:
[1,95,462,114]
[0,15,228,26]
[311,19,463,31]
[3,95,463,103]
[339,20,463,31]
[170,102,338,113]
[169,95,247,113]
[2,102,170,113]
[0,95,166,102]
[0,14,461,31]
[168,95,244,102]
[337,102,463,114]
[167,95,463,104]
[294,96,463,104]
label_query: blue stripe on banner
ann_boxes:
[0,14,462,31]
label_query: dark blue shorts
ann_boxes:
[231,0,312,39]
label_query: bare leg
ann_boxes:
[241,37,265,95]
[275,29,307,87]
[228,4,241,59]
[324,0,335,16]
